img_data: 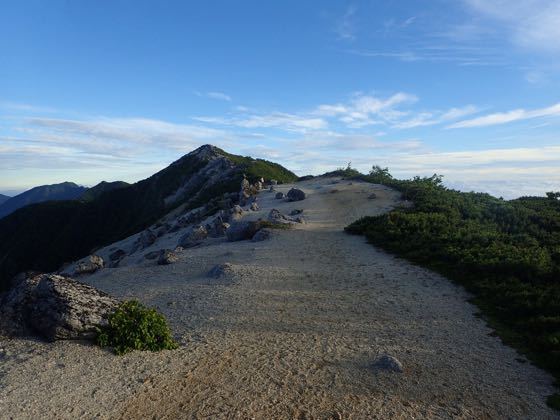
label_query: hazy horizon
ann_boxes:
[1,1,559,199]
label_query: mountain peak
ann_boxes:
[187,144,223,160]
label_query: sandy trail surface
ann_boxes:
[0,177,557,419]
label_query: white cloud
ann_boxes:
[448,102,560,128]
[314,92,417,128]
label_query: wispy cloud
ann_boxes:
[193,112,327,132]
[314,92,417,128]
[464,0,560,53]
[195,91,232,101]
[448,102,560,128]
[335,6,357,41]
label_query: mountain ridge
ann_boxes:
[0,145,297,290]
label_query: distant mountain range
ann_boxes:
[0,145,297,290]
[0,180,132,220]
[0,182,87,219]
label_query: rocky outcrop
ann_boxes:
[287,188,306,202]
[226,221,263,242]
[0,273,119,341]
[268,209,305,225]
[73,255,104,275]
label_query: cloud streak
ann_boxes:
[448,102,560,128]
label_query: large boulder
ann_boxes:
[226,221,263,242]
[178,225,208,248]
[74,255,104,275]
[0,273,119,341]
[287,188,306,202]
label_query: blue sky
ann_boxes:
[1,0,559,198]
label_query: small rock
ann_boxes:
[74,255,104,275]
[275,192,284,199]
[270,179,278,185]
[250,202,259,211]
[208,263,235,278]
[290,209,303,216]
[373,354,403,373]
[287,188,306,202]
[157,249,178,265]
[368,193,377,199]
[252,228,272,242]
[139,229,156,248]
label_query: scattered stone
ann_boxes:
[178,225,208,248]
[157,249,178,265]
[226,221,263,242]
[250,202,260,211]
[287,188,306,202]
[0,273,120,341]
[368,193,377,199]
[74,255,104,275]
[208,263,235,278]
[252,228,272,242]
[373,354,403,373]
[275,192,284,199]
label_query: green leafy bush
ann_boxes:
[97,300,178,355]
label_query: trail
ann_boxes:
[1,178,556,419]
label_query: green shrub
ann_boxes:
[97,300,178,355]
[344,166,560,410]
